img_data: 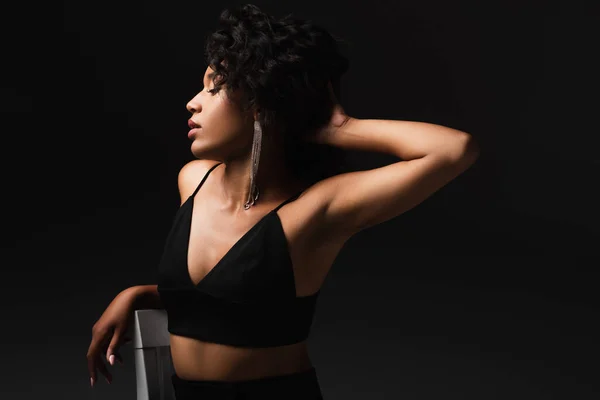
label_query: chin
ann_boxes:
[190,142,222,161]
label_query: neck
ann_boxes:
[216,139,301,215]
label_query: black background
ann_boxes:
[2,1,599,398]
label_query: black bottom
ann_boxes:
[171,367,324,400]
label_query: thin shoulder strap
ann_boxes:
[191,162,223,198]
[272,189,305,213]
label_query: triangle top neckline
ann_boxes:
[183,162,305,290]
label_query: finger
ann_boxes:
[87,353,97,387]
[106,327,124,366]
[96,359,113,384]
[108,350,124,366]
[87,337,105,386]
[113,352,124,365]
[89,332,114,384]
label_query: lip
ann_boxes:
[188,119,201,129]
[188,128,202,139]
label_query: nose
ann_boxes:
[186,94,202,114]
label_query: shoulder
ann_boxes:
[177,159,221,205]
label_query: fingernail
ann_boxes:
[90,377,94,388]
[109,354,115,365]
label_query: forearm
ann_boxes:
[327,117,475,161]
[125,285,164,310]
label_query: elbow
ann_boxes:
[435,133,480,170]
[428,130,480,167]
[453,133,480,166]
[463,133,481,161]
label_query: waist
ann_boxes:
[169,334,313,381]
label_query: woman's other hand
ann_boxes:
[86,287,136,387]
[306,81,352,145]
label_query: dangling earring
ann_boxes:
[244,119,262,209]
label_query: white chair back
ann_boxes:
[132,309,175,400]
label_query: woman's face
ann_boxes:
[185,66,254,161]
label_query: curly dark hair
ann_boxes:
[203,4,351,185]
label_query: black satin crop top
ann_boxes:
[156,162,320,348]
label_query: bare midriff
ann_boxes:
[169,334,313,382]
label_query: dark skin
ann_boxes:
[165,71,349,381]
[86,70,346,386]
[87,66,479,386]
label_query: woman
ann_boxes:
[86,4,480,399]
